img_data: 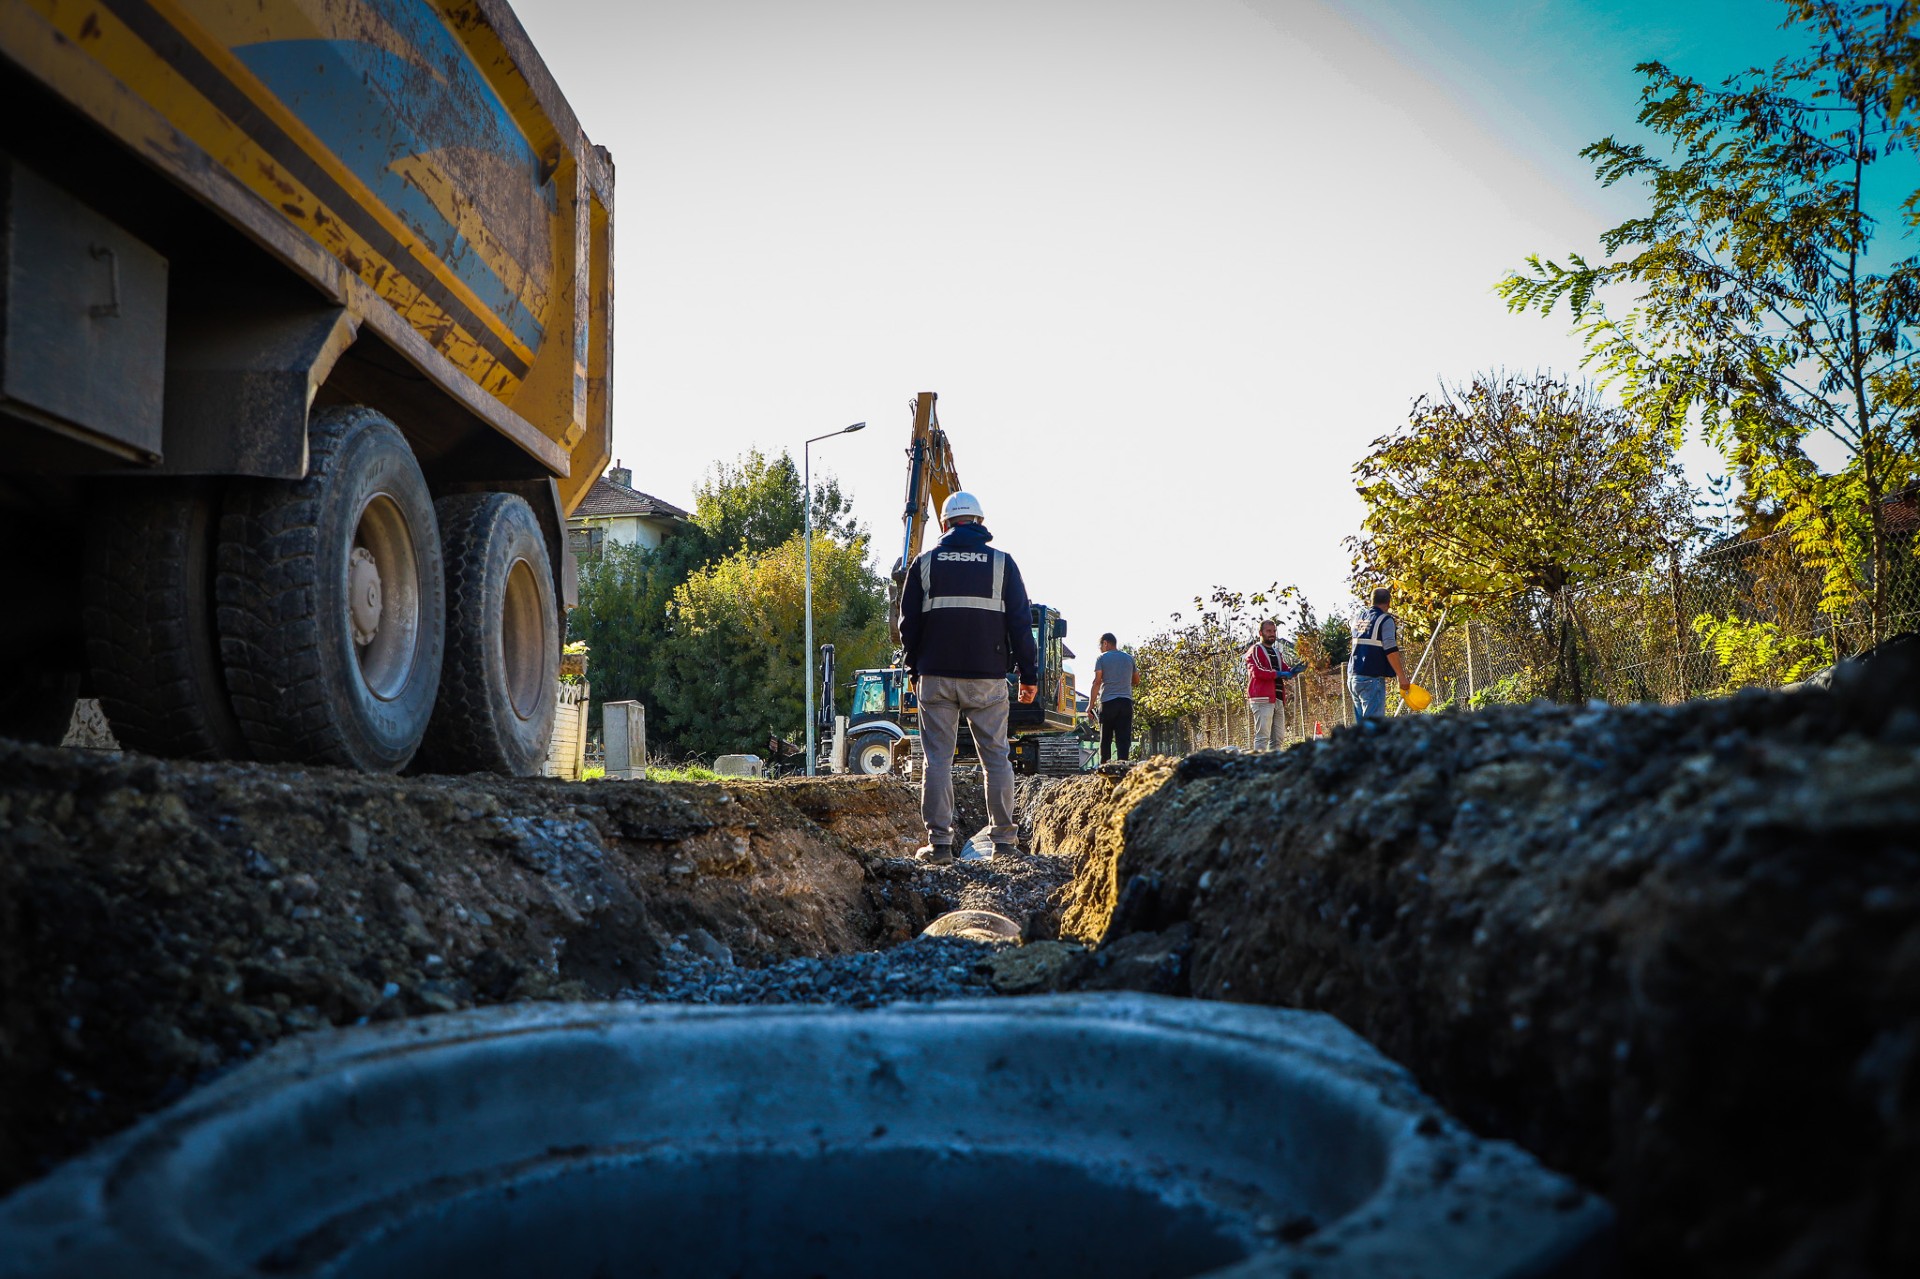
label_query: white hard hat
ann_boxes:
[941,491,984,522]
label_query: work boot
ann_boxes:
[994,843,1019,859]
[916,843,954,866]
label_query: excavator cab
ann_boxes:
[1010,605,1077,734]
[850,669,916,726]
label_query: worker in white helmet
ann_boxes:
[899,491,1038,864]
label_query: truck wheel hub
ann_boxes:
[349,546,383,646]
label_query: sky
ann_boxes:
[510,0,1843,662]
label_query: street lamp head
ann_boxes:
[844,421,866,433]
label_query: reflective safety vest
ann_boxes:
[920,546,1007,615]
[1350,606,1397,677]
[900,525,1039,682]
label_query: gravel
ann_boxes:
[623,935,1013,1006]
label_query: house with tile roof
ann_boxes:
[567,462,691,559]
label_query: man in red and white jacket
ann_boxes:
[1244,618,1303,750]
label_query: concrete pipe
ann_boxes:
[0,994,1611,1278]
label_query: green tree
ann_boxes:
[1499,0,1920,641]
[692,449,861,556]
[568,447,872,757]
[653,533,889,757]
[1691,611,1836,690]
[568,534,707,737]
[1286,598,1351,670]
[1821,0,1920,220]
[1349,373,1693,700]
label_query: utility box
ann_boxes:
[1,157,167,463]
[713,754,764,779]
[603,701,646,780]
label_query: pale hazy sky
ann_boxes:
[512,0,1810,655]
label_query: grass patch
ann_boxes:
[579,762,724,783]
[645,763,722,782]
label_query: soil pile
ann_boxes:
[0,747,938,1193]
[1029,760,1178,943]
[1060,647,1920,1276]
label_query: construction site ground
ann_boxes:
[3,639,1918,1278]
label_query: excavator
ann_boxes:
[828,393,1083,776]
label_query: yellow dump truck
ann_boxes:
[0,0,611,774]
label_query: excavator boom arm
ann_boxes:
[889,391,961,642]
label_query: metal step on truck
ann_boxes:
[0,0,611,775]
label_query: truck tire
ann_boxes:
[82,484,245,760]
[850,733,895,776]
[217,407,445,773]
[414,492,558,776]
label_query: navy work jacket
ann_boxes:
[900,522,1039,684]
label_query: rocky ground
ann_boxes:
[1067,639,1920,1278]
[0,759,938,1187]
[0,745,1078,1193]
[11,648,1920,1277]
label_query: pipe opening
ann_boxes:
[291,1147,1251,1279]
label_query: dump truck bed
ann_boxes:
[0,0,611,510]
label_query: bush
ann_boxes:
[1690,613,1834,692]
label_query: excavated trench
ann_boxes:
[0,738,1610,1278]
[6,643,1915,1275]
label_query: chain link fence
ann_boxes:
[1140,529,1918,754]
[1393,530,1920,719]
[1137,646,1360,756]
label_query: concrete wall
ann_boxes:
[545,681,589,779]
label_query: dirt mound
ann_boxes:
[0,745,933,1193]
[1045,655,1920,1277]
[1027,761,1178,943]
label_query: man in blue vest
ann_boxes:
[1349,585,1411,720]
[900,491,1038,865]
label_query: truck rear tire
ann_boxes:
[415,492,558,776]
[850,733,895,776]
[217,407,445,773]
[82,483,245,760]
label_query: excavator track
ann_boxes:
[1036,734,1087,775]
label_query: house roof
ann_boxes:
[571,476,690,522]
[1887,483,1919,537]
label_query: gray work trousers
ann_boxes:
[917,675,1016,847]
[1248,697,1285,750]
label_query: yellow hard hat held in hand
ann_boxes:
[1401,683,1432,712]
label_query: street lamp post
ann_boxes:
[804,421,865,776]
